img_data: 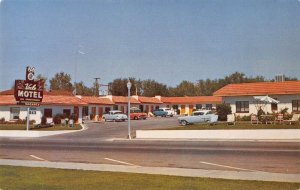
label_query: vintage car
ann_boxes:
[130,107,147,120]
[178,110,218,126]
[160,108,175,117]
[102,110,127,122]
[153,109,168,117]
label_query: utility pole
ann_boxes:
[94,78,100,97]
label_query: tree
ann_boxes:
[140,79,169,97]
[169,80,200,97]
[74,81,93,96]
[109,78,140,96]
[36,74,48,90]
[49,72,73,91]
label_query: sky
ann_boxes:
[0,0,300,90]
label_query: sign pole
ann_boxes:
[27,107,30,131]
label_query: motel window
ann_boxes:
[63,109,71,118]
[113,105,118,110]
[236,101,249,113]
[44,108,52,118]
[10,107,20,120]
[206,104,212,110]
[82,106,89,117]
[196,104,202,110]
[271,98,278,111]
[292,100,300,112]
[105,107,111,114]
[139,105,144,112]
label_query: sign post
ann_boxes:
[14,67,44,131]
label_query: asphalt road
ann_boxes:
[1,117,299,174]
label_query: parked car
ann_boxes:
[178,110,218,126]
[130,107,147,120]
[159,108,175,117]
[102,110,127,122]
[153,109,168,117]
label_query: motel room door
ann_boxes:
[180,105,186,115]
[98,107,103,121]
[74,106,79,123]
[189,105,193,115]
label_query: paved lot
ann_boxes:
[1,117,299,175]
[43,116,179,140]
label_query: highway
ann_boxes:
[1,117,299,174]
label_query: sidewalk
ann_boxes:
[0,159,299,183]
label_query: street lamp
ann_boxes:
[127,79,132,139]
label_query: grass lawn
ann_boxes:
[0,166,299,190]
[166,122,300,130]
[0,124,82,131]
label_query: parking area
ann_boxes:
[44,116,179,140]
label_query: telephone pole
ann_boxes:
[94,77,100,97]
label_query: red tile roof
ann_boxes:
[112,96,140,104]
[137,96,163,104]
[161,96,222,104]
[81,96,114,105]
[0,89,73,96]
[0,95,17,105]
[42,95,87,106]
[214,81,300,97]
[0,95,87,106]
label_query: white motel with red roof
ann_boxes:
[0,81,299,124]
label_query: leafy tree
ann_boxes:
[36,74,48,90]
[109,78,140,96]
[74,81,93,96]
[141,79,169,97]
[49,72,73,91]
[169,80,200,96]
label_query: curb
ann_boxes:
[0,124,87,138]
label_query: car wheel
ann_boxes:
[103,117,106,122]
[134,116,137,120]
[170,115,173,117]
[143,118,146,120]
[181,120,188,126]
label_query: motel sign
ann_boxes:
[14,67,44,106]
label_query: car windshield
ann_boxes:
[131,109,141,113]
[193,112,204,116]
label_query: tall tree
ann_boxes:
[141,79,169,97]
[49,72,73,91]
[169,80,200,97]
[36,74,48,90]
[109,78,140,96]
[74,81,93,96]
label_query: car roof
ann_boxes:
[193,110,211,113]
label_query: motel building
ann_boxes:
[213,81,300,116]
[0,89,222,124]
[0,89,87,124]
[156,96,222,115]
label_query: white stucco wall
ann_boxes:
[223,95,300,116]
[0,105,84,124]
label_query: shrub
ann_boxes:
[236,115,251,121]
[216,103,232,121]
[71,113,79,122]
[41,116,47,125]
[53,114,62,124]
[257,108,265,119]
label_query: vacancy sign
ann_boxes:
[14,67,44,106]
